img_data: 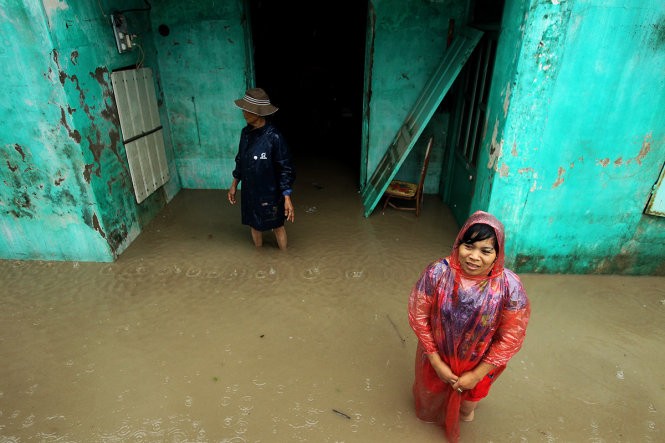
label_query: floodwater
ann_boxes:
[1,155,664,442]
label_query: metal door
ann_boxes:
[445,33,497,224]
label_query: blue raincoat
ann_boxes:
[232,122,295,231]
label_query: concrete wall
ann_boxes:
[477,0,665,274]
[150,0,248,189]
[3,0,663,274]
[0,0,180,261]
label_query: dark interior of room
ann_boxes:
[248,1,368,175]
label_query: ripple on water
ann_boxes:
[344,268,367,281]
[34,432,68,442]
[107,261,252,292]
[290,256,346,284]
[303,252,373,285]
[94,416,213,442]
[253,266,279,281]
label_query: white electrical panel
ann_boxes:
[111,68,170,204]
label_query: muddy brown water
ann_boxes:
[1,157,664,442]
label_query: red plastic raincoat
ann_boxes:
[408,211,530,442]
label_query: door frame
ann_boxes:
[443,26,501,225]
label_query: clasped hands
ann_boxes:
[427,352,482,393]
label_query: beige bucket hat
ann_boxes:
[234,87,278,116]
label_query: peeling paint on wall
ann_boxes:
[518,167,540,192]
[488,0,665,275]
[14,144,26,161]
[53,52,128,195]
[552,166,565,188]
[596,134,653,169]
[528,2,572,97]
[2,144,37,220]
[511,142,518,157]
[0,0,179,262]
[635,133,651,165]
[487,119,503,170]
[59,107,82,143]
[91,213,106,239]
[502,81,511,117]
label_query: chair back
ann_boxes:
[417,137,434,193]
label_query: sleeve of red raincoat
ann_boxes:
[408,260,447,354]
[483,270,531,367]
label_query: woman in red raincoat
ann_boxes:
[408,211,530,442]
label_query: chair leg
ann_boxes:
[382,196,391,211]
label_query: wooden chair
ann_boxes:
[382,137,433,217]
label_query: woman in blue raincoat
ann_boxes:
[227,88,296,250]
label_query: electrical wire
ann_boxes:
[134,41,145,68]
[98,0,151,60]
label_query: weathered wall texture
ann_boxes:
[3,0,663,273]
[362,0,467,193]
[150,0,248,189]
[0,0,180,262]
[478,0,665,274]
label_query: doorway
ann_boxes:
[248,1,368,176]
[444,0,505,225]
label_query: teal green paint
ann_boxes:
[651,14,665,48]
[476,0,665,274]
[0,0,180,262]
[151,0,247,189]
[45,0,179,256]
[0,0,109,261]
[3,0,664,275]
[362,0,467,195]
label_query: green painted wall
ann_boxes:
[3,0,663,274]
[151,0,248,189]
[362,0,467,194]
[0,0,180,262]
[475,0,665,274]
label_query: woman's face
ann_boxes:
[457,238,497,276]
